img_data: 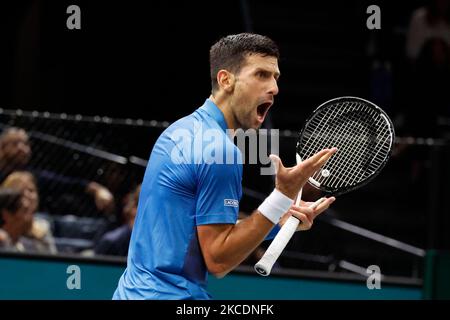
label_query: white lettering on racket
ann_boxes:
[366,265,382,289]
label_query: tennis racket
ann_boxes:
[254,96,395,276]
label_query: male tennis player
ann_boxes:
[113,33,336,299]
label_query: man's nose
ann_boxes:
[268,78,279,96]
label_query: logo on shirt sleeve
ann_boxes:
[224,199,239,208]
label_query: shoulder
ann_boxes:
[152,112,201,155]
[162,111,202,139]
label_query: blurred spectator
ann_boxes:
[406,0,450,62]
[2,171,57,253]
[0,188,36,252]
[405,0,450,137]
[0,127,31,180]
[0,127,115,216]
[94,184,141,256]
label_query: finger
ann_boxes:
[289,210,312,229]
[294,148,336,177]
[290,205,314,217]
[302,149,337,179]
[312,197,336,218]
[301,148,332,168]
[308,148,337,174]
[313,148,338,169]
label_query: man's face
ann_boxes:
[229,54,280,130]
[0,129,31,169]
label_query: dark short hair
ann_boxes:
[209,33,279,92]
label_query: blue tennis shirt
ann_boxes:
[113,99,279,300]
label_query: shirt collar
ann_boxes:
[199,98,229,132]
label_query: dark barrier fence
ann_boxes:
[1,108,449,282]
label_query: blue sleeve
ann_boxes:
[195,162,242,226]
[264,224,281,241]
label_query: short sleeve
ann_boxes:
[195,162,242,226]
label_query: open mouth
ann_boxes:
[256,102,273,122]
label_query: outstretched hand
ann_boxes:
[270,148,337,200]
[279,198,335,231]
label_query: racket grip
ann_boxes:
[254,197,326,276]
[254,216,300,276]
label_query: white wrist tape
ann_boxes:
[258,189,294,224]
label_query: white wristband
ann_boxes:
[258,189,294,224]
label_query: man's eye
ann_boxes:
[257,71,268,78]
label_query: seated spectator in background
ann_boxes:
[2,171,57,254]
[406,0,450,62]
[406,0,450,137]
[94,184,141,256]
[0,188,36,252]
[0,127,31,181]
[0,127,116,217]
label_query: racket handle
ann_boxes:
[254,215,300,276]
[254,197,326,276]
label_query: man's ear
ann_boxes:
[216,69,235,93]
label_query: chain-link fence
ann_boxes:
[0,108,171,254]
[1,107,449,280]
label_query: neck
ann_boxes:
[209,93,238,134]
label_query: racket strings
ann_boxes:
[299,102,352,159]
[320,108,386,187]
[313,124,372,186]
[299,102,354,183]
[319,104,379,186]
[299,110,334,155]
[339,113,393,185]
[302,101,371,159]
[298,101,393,190]
[355,122,392,180]
[323,114,391,188]
[301,101,371,166]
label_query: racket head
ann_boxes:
[296,96,395,196]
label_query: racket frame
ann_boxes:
[296,96,395,196]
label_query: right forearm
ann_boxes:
[200,210,276,277]
[199,190,293,277]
